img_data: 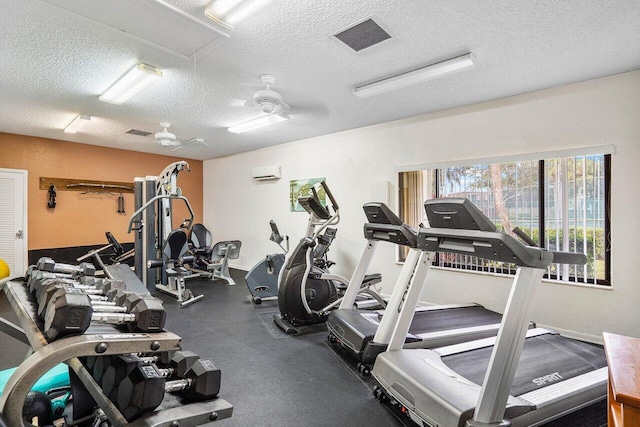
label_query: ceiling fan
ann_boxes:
[250,74,290,114]
[227,75,292,133]
[230,75,291,113]
[154,123,207,150]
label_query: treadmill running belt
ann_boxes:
[408,306,503,335]
[441,334,607,396]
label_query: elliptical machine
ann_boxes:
[273,181,384,333]
[274,181,340,333]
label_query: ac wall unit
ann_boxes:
[252,165,281,181]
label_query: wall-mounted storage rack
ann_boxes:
[39,177,134,193]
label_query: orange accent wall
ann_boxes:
[0,132,203,250]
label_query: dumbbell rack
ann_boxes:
[0,279,234,426]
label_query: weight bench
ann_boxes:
[78,233,148,296]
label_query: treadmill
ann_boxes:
[371,198,607,427]
[326,202,517,371]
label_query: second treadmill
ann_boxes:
[370,198,607,427]
[326,202,524,370]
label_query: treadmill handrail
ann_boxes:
[417,228,586,268]
[364,223,418,248]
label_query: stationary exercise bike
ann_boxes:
[274,181,384,334]
[245,221,289,304]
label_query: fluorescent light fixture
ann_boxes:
[64,114,91,133]
[99,63,162,105]
[353,53,476,98]
[228,113,288,133]
[205,0,274,29]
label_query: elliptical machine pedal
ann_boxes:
[273,313,298,334]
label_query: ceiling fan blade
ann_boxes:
[158,138,182,148]
[229,98,249,107]
[171,138,207,150]
[284,101,329,119]
[275,102,291,114]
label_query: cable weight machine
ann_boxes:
[128,161,202,306]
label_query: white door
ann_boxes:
[0,169,27,277]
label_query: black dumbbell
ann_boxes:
[33,276,101,300]
[92,355,113,386]
[26,272,112,301]
[31,272,121,296]
[28,272,101,299]
[89,293,167,333]
[82,356,96,371]
[35,257,96,276]
[101,355,141,401]
[136,351,175,367]
[25,265,98,289]
[104,288,132,307]
[140,350,199,379]
[27,270,72,293]
[34,278,100,308]
[38,287,129,318]
[27,272,101,300]
[116,364,165,421]
[116,358,221,421]
[36,257,96,277]
[24,265,70,287]
[101,351,198,401]
[43,292,166,341]
[32,277,114,314]
[165,358,221,401]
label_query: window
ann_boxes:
[399,154,611,285]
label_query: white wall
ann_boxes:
[204,70,640,342]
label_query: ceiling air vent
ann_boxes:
[126,129,153,137]
[332,18,391,52]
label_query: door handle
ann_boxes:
[15,230,23,239]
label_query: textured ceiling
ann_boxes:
[1,0,639,160]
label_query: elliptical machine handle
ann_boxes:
[269,220,281,236]
[301,237,317,249]
[320,181,339,210]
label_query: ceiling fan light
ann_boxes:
[63,114,91,133]
[353,53,475,98]
[228,113,288,133]
[99,63,162,105]
[205,0,274,29]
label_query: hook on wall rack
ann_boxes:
[40,177,133,213]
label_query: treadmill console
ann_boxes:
[363,202,403,225]
[424,198,496,231]
[362,202,417,247]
